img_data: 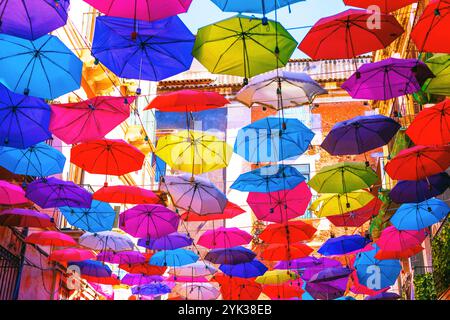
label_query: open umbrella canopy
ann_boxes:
[327,198,382,227]
[25,177,93,209]
[149,249,199,267]
[305,277,348,300]
[259,220,317,244]
[308,267,353,283]
[390,198,450,231]
[385,145,450,180]
[79,231,135,251]
[261,243,314,261]
[299,9,404,59]
[236,71,327,110]
[59,200,116,233]
[92,15,194,81]
[343,0,417,13]
[97,250,145,265]
[365,292,401,300]
[168,261,217,277]
[205,246,256,265]
[25,231,77,247]
[175,283,220,300]
[309,191,375,218]
[198,227,252,249]
[211,0,305,14]
[138,233,193,251]
[375,226,426,260]
[321,115,401,156]
[263,282,304,300]
[219,259,268,278]
[155,130,232,175]
[0,34,82,99]
[214,274,262,300]
[389,172,450,204]
[0,209,53,228]
[49,248,95,263]
[50,96,134,145]
[318,235,371,256]
[231,164,306,193]
[255,270,298,285]
[121,274,164,286]
[145,90,229,112]
[0,180,28,205]
[132,282,172,296]
[422,54,450,96]
[93,185,160,205]
[275,256,341,271]
[247,181,312,223]
[0,143,65,177]
[120,262,166,276]
[119,204,179,239]
[308,162,378,194]
[0,84,51,149]
[342,58,434,100]
[406,99,450,145]
[193,14,297,80]
[69,260,112,278]
[180,201,245,221]
[234,117,315,163]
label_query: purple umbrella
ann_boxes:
[121,274,164,286]
[0,0,70,40]
[389,172,450,204]
[342,58,434,100]
[305,277,349,300]
[321,115,401,156]
[160,174,227,215]
[205,246,256,265]
[97,251,145,265]
[365,291,401,300]
[131,282,172,296]
[25,177,92,209]
[275,256,341,270]
[137,232,192,250]
[69,260,112,278]
[308,267,353,283]
[119,204,179,238]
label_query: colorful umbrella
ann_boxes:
[389,172,450,204]
[120,262,166,276]
[155,130,232,175]
[0,143,65,177]
[235,117,315,163]
[50,96,134,145]
[259,220,317,244]
[385,145,450,180]
[343,0,417,13]
[231,164,305,193]
[149,249,199,267]
[211,0,305,14]
[167,275,208,283]
[275,256,341,271]
[180,201,244,221]
[349,269,389,296]
[198,227,252,249]
[0,83,51,149]
[308,267,353,283]
[175,283,220,300]
[365,292,401,300]
[236,71,327,110]
[93,185,160,205]
[121,274,164,286]
[48,248,96,263]
[321,115,401,156]
[79,231,135,251]
[299,9,404,59]
[390,198,449,230]
[205,246,256,265]
[305,277,348,300]
[406,99,450,145]
[119,204,179,238]
[247,181,312,223]
[261,243,314,261]
[0,34,82,99]
[0,209,53,228]
[375,226,426,260]
[70,260,113,278]
[318,235,371,256]
[137,233,193,251]
[131,283,172,296]
[168,261,217,277]
[422,54,450,96]
[71,139,145,176]
[309,191,375,218]
[263,283,304,300]
[97,251,145,265]
[145,90,229,112]
[25,231,77,247]
[327,198,382,227]
[92,16,194,81]
[411,0,450,53]
[25,177,93,209]
[0,180,28,205]
[255,270,298,285]
[160,174,227,215]
[214,274,262,300]
[219,259,268,278]
[193,14,297,81]
[342,58,434,100]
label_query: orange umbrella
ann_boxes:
[259,221,317,244]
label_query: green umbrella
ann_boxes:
[308,162,378,194]
[422,54,450,96]
[192,14,297,82]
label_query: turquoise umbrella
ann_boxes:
[150,249,199,267]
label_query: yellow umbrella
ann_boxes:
[155,130,233,175]
[255,270,298,285]
[309,191,375,218]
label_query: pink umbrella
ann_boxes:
[174,282,220,300]
[0,180,28,205]
[25,231,77,247]
[247,182,312,223]
[375,226,426,260]
[97,251,146,264]
[121,274,165,286]
[50,96,134,144]
[89,282,115,300]
[198,227,252,249]
[168,261,217,277]
[0,209,53,228]
[166,275,209,283]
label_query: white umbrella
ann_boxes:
[79,231,135,251]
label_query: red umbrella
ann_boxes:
[411,0,450,53]
[299,9,404,59]
[93,185,161,204]
[385,145,450,180]
[145,90,229,112]
[259,221,317,244]
[349,270,389,296]
[180,202,245,221]
[49,248,96,262]
[25,231,77,247]
[213,274,262,300]
[82,274,121,286]
[50,96,134,144]
[0,209,54,228]
[198,227,252,249]
[343,0,417,13]
[327,198,382,227]
[71,139,145,176]
[406,99,450,146]
[0,180,28,205]
[261,243,313,261]
[262,283,304,299]
[119,263,167,275]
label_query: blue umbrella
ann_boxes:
[389,172,450,204]
[92,15,194,82]
[68,260,112,278]
[335,296,356,300]
[0,83,51,149]
[318,235,371,256]
[234,117,314,163]
[354,244,401,290]
[0,143,65,177]
[137,233,193,250]
[390,198,449,230]
[230,164,305,192]
[59,200,116,233]
[219,259,268,278]
[150,249,198,267]
[211,0,305,15]
[131,283,172,296]
[0,34,82,99]
[205,246,256,265]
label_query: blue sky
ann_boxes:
[180,0,350,58]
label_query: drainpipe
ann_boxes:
[12,228,28,300]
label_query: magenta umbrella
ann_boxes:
[119,204,179,238]
[197,227,253,249]
[375,226,427,260]
[0,180,28,205]
[121,274,164,286]
[97,251,146,265]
